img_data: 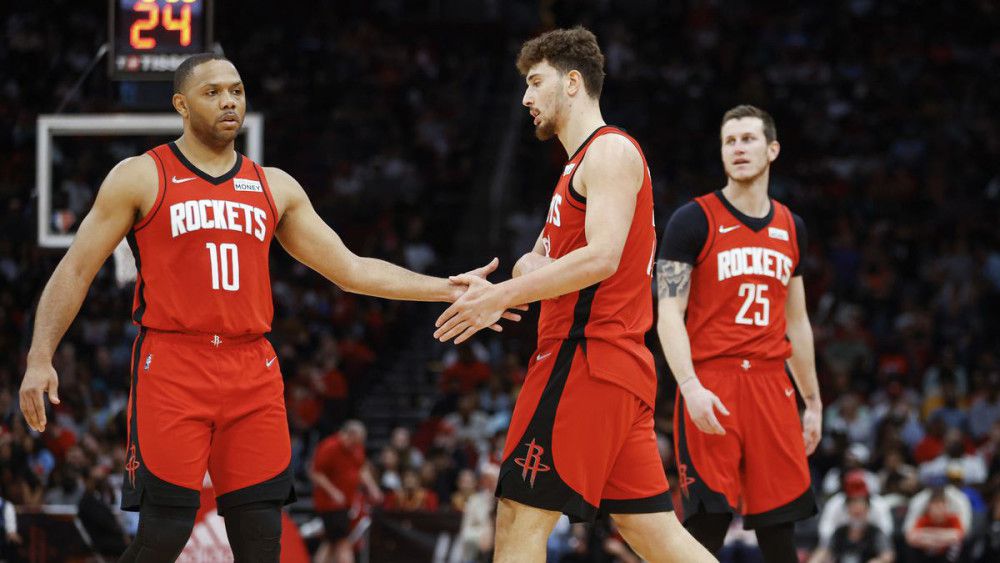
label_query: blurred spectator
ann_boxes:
[443,394,490,450]
[877,448,920,511]
[457,464,499,563]
[970,493,1000,563]
[376,446,402,492]
[440,345,491,397]
[817,470,894,552]
[905,488,965,563]
[451,468,477,512]
[311,421,382,563]
[822,443,879,497]
[918,429,986,486]
[389,426,425,470]
[0,487,21,561]
[76,466,128,558]
[809,493,894,563]
[904,485,971,552]
[914,418,949,465]
[826,393,875,447]
[384,469,438,511]
[967,380,1000,441]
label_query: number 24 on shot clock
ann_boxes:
[108,0,215,81]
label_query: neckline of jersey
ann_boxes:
[566,124,620,162]
[168,142,244,186]
[713,189,774,232]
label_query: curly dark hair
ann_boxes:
[516,27,605,99]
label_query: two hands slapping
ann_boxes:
[436,256,539,345]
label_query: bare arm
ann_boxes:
[656,260,697,386]
[268,167,460,302]
[655,259,729,435]
[308,469,345,503]
[497,134,643,304]
[360,462,383,502]
[785,275,822,454]
[21,156,152,432]
[434,135,643,343]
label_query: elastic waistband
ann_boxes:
[142,329,264,348]
[694,357,787,373]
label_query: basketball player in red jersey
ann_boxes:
[435,28,714,563]
[656,105,822,563]
[17,53,520,562]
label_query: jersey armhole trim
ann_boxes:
[253,163,279,230]
[779,204,800,267]
[132,150,167,233]
[565,125,621,207]
[694,198,715,265]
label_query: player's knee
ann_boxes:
[223,501,283,563]
[121,503,198,562]
[496,498,558,536]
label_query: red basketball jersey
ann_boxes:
[127,143,277,336]
[536,126,658,405]
[686,193,800,365]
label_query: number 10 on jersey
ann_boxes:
[205,242,239,291]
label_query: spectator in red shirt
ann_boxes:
[906,488,965,563]
[383,469,439,512]
[310,421,382,563]
[440,345,491,396]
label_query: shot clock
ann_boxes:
[108,0,214,80]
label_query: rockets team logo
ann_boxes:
[514,438,551,488]
[125,444,140,488]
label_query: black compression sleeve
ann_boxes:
[792,213,808,276]
[658,201,708,265]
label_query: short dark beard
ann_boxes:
[535,120,556,141]
[534,100,560,141]
[191,114,241,149]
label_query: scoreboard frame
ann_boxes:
[108,0,215,81]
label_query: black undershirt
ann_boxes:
[658,190,807,276]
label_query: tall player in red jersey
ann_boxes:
[656,105,822,563]
[18,53,519,562]
[435,28,714,563]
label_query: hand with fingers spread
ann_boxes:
[19,359,61,433]
[435,274,516,344]
[680,377,729,435]
[443,258,527,339]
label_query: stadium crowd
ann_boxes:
[2,1,1000,562]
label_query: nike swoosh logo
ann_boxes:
[172,176,196,184]
[719,225,740,233]
[266,356,277,368]
[535,352,552,362]
[784,388,794,397]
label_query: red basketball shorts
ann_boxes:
[121,329,295,515]
[496,339,671,523]
[673,358,816,528]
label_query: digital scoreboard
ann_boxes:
[108,0,214,80]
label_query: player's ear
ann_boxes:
[565,69,582,97]
[172,93,189,119]
[767,140,780,163]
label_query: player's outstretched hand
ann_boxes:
[801,405,822,455]
[681,379,729,435]
[19,362,61,433]
[436,273,517,344]
[444,259,527,337]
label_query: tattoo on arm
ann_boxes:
[657,260,692,299]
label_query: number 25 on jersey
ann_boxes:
[735,283,769,326]
[205,242,239,291]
